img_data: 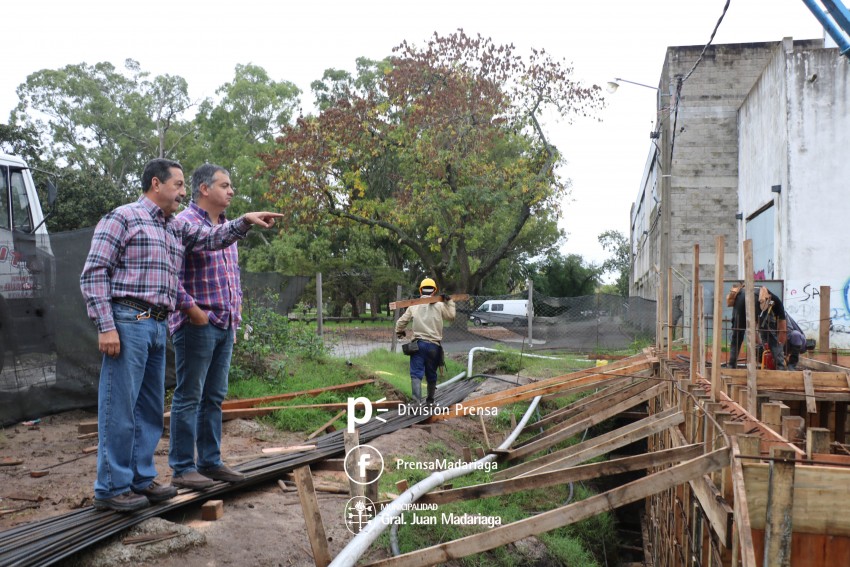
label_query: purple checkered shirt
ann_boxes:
[168,202,242,336]
[80,195,250,333]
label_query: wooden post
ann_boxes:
[527,279,534,348]
[293,465,332,567]
[657,268,664,351]
[819,285,830,354]
[344,430,364,498]
[806,427,831,459]
[744,240,757,414]
[699,284,707,379]
[781,416,805,446]
[364,465,380,503]
[711,236,724,401]
[763,447,795,567]
[316,272,324,339]
[667,267,673,359]
[836,402,848,444]
[691,244,700,382]
[761,402,784,433]
[391,284,402,353]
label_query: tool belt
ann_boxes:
[402,339,419,356]
[113,297,170,321]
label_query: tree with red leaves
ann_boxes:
[264,30,602,294]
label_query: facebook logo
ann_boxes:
[344,444,384,486]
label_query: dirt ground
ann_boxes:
[0,379,516,566]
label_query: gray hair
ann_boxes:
[190,163,230,201]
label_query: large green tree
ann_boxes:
[11,59,195,194]
[264,31,602,293]
[529,252,600,297]
[598,229,630,297]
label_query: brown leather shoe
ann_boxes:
[93,492,150,512]
[172,470,216,490]
[199,463,246,483]
[133,480,177,503]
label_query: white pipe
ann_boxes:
[328,395,543,567]
[436,370,466,389]
[465,346,564,378]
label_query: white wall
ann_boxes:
[739,41,850,347]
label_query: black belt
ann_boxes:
[113,298,170,321]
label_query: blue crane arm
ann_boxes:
[802,0,850,58]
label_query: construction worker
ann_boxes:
[395,278,456,404]
[727,285,788,370]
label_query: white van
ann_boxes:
[0,153,56,373]
[469,299,528,327]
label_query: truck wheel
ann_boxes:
[473,318,482,327]
[513,318,522,327]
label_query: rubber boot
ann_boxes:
[426,382,436,405]
[410,379,422,404]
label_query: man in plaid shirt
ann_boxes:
[167,164,245,490]
[80,158,281,512]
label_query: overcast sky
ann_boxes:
[5,0,823,265]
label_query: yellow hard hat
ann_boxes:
[419,277,438,295]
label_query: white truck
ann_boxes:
[469,299,529,327]
[0,153,56,374]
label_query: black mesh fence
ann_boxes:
[0,226,657,426]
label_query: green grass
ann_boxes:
[353,348,465,394]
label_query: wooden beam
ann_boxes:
[819,285,830,355]
[530,378,647,430]
[802,370,817,415]
[668,267,673,359]
[293,466,332,567]
[764,448,796,567]
[497,407,684,480]
[711,235,724,401]
[217,401,402,421]
[389,294,469,310]
[744,239,757,414]
[731,438,758,567]
[415,444,703,506]
[221,379,375,410]
[306,410,346,440]
[691,244,700,383]
[509,382,666,460]
[366,450,729,567]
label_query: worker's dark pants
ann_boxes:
[409,340,441,385]
[729,326,787,370]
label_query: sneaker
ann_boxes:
[93,492,150,512]
[133,480,177,503]
[199,463,246,483]
[172,470,216,490]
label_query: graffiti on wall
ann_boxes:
[785,279,850,349]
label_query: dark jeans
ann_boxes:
[409,340,442,385]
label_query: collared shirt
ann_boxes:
[80,195,250,333]
[395,298,456,343]
[168,202,242,335]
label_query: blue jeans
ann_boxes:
[95,303,167,499]
[169,322,233,475]
[409,340,442,385]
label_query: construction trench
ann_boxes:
[3,277,850,565]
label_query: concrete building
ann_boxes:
[630,38,850,348]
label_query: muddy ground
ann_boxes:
[0,376,531,566]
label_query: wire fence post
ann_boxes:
[526,279,534,348]
[316,272,323,340]
[391,285,402,353]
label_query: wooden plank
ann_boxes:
[428,359,651,422]
[530,378,647,430]
[763,448,796,567]
[711,235,724,401]
[221,380,375,410]
[306,410,346,440]
[803,370,817,414]
[366,450,730,567]
[731,438,758,567]
[416,444,703,506]
[691,244,700,383]
[344,430,364,499]
[509,382,666,460]
[667,267,673,359]
[744,239,757,414]
[819,285,830,354]
[293,466,331,567]
[389,294,469,310]
[500,408,684,479]
[744,463,850,535]
[261,444,317,455]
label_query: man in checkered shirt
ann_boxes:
[80,158,280,512]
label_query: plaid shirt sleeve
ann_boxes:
[80,210,126,333]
